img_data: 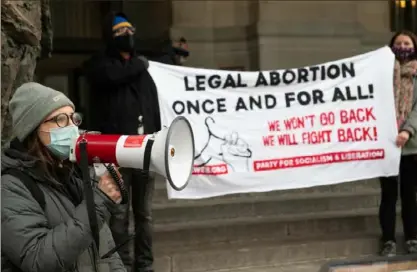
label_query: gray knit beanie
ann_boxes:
[9,82,75,142]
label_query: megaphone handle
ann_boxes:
[104,164,129,204]
[141,138,154,180]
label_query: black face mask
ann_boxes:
[113,35,135,52]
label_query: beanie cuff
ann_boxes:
[112,22,132,31]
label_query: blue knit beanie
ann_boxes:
[112,16,132,31]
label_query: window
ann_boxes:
[390,0,417,32]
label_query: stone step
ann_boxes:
[190,253,417,272]
[154,253,366,272]
[151,208,400,248]
[153,234,386,272]
[152,178,379,205]
[150,179,380,224]
[199,259,328,272]
[154,258,332,272]
[152,191,380,224]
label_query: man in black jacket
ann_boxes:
[154,37,190,65]
[83,12,160,272]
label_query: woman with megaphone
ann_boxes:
[1,82,126,271]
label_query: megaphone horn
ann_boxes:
[69,116,195,191]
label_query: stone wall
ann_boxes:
[170,1,259,69]
[30,0,394,116]
[165,0,392,70]
[257,1,392,70]
[34,0,393,76]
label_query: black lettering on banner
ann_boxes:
[223,74,236,89]
[196,75,205,91]
[327,64,340,79]
[332,84,375,102]
[265,94,277,109]
[297,68,309,83]
[282,70,296,84]
[235,94,277,112]
[172,98,227,115]
[269,71,280,86]
[285,90,325,108]
[217,99,227,113]
[183,62,356,91]
[208,75,221,89]
[235,97,248,111]
[309,66,320,81]
[173,100,185,114]
[176,61,364,115]
[255,72,268,87]
[184,76,194,91]
[183,74,248,91]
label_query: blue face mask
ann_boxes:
[46,125,79,160]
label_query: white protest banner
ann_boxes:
[148,46,401,199]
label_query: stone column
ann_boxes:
[257,1,362,70]
[356,1,392,51]
[170,0,259,70]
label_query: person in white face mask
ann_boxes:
[1,82,126,272]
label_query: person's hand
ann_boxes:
[222,132,251,158]
[396,131,410,147]
[98,171,122,204]
[221,132,252,172]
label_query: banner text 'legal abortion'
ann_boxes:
[172,62,366,115]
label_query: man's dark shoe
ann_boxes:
[405,239,417,254]
[380,240,396,257]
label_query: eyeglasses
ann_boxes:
[43,112,83,128]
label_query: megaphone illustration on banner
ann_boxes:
[69,116,195,192]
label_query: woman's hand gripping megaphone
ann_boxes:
[195,117,252,172]
[98,168,123,204]
[79,130,128,204]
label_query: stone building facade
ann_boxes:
[35,0,414,115]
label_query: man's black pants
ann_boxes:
[379,155,417,242]
[110,168,154,272]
